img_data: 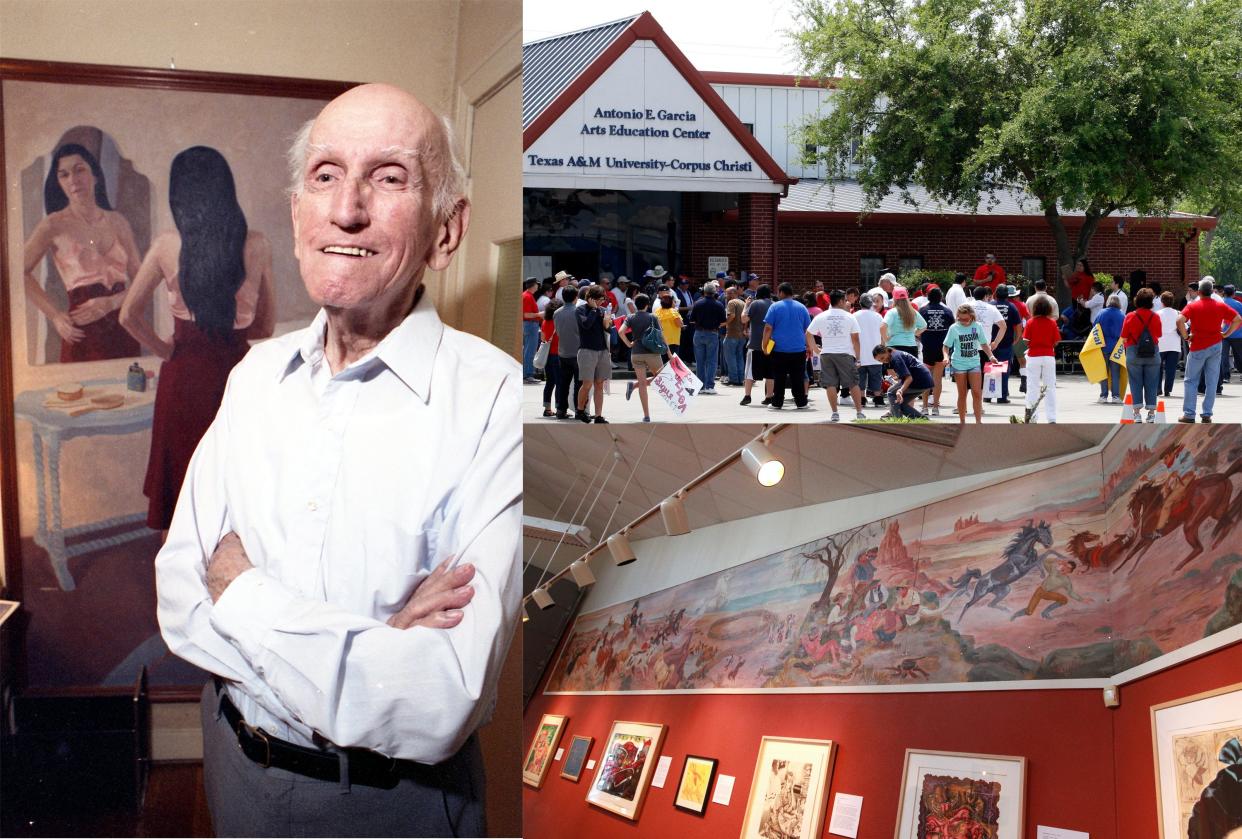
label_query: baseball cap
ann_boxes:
[577,278,591,288]
[923,283,937,295]
[715,271,727,279]
[617,276,630,285]
[747,273,759,281]
[892,287,909,300]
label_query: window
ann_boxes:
[1022,257,1046,284]
[860,256,886,285]
[899,256,924,274]
[742,122,754,135]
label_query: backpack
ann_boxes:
[640,317,668,354]
[1136,312,1156,358]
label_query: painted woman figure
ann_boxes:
[23,143,143,362]
[121,146,274,530]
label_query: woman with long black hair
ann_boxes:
[121,146,274,530]
[23,143,143,361]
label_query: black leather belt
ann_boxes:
[219,690,404,789]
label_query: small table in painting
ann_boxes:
[13,379,156,591]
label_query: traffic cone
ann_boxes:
[1119,393,1135,424]
[1155,400,1167,423]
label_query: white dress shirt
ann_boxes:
[155,292,521,763]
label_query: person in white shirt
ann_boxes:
[1025,278,1059,320]
[1156,290,1183,397]
[1110,277,1128,312]
[968,286,1007,348]
[853,293,887,407]
[155,84,518,838]
[867,272,896,311]
[807,289,867,421]
[1084,281,1106,323]
[945,272,969,312]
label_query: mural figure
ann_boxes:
[1065,530,1128,569]
[945,520,1054,620]
[1011,557,1092,621]
[1117,459,1242,572]
[1188,737,1242,839]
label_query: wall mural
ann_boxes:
[545,427,1242,693]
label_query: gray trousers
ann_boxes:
[201,682,485,837]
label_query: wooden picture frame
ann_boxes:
[739,736,836,839]
[674,754,718,815]
[560,734,594,783]
[1151,681,1242,839]
[0,58,352,698]
[586,719,667,821]
[894,749,1027,839]
[522,713,567,789]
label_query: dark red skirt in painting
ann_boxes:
[61,283,141,363]
[143,318,250,530]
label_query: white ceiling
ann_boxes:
[524,424,1111,577]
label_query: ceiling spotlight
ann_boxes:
[531,586,555,610]
[660,495,690,536]
[741,439,785,487]
[569,559,596,587]
[607,532,637,567]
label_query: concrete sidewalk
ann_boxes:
[523,372,1242,424]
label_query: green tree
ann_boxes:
[1202,212,1242,285]
[791,0,1242,301]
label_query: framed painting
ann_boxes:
[894,749,1026,839]
[0,58,352,697]
[674,754,718,815]
[1151,681,1242,839]
[561,734,594,783]
[522,713,567,789]
[739,736,836,839]
[586,720,668,821]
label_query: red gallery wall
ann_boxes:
[523,639,1242,838]
[1113,639,1242,838]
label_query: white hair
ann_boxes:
[286,114,466,221]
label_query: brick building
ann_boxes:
[523,12,1213,294]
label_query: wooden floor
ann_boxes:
[5,762,213,838]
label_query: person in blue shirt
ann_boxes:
[872,346,933,419]
[1095,295,1125,402]
[762,282,814,409]
[1221,284,1242,386]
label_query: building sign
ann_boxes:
[707,256,729,277]
[524,41,780,193]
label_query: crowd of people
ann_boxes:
[521,257,1242,424]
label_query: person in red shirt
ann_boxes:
[1022,296,1060,423]
[522,276,541,382]
[1177,279,1242,422]
[1068,259,1095,303]
[1120,288,1163,422]
[972,253,1007,291]
[539,300,561,416]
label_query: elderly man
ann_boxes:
[155,83,519,837]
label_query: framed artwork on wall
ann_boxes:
[894,749,1026,839]
[674,754,718,815]
[739,736,836,839]
[586,719,667,821]
[1151,681,1242,839]
[0,59,351,698]
[522,713,567,789]
[560,734,594,783]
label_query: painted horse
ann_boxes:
[1065,530,1130,569]
[1115,460,1242,573]
[946,519,1054,620]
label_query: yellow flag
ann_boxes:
[1079,324,1107,383]
[1109,338,1129,394]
